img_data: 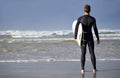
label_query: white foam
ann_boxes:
[0,58,120,63]
[0,30,72,38]
[0,29,120,40]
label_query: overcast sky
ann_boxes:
[0,0,120,30]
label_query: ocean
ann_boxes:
[0,29,120,62]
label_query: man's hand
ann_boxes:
[96,39,100,45]
[75,39,78,42]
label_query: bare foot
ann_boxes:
[93,69,97,74]
[81,70,85,74]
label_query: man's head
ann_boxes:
[84,4,91,13]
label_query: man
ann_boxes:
[74,4,100,74]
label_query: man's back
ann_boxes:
[77,15,96,41]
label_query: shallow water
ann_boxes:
[0,39,120,62]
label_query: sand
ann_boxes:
[0,60,120,78]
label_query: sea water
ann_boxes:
[0,29,120,62]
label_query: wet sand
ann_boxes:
[0,60,120,78]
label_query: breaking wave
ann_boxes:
[0,29,120,40]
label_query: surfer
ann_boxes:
[74,4,100,74]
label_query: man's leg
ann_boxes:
[88,41,96,72]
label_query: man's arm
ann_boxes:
[93,21,100,44]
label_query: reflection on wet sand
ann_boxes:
[81,73,96,78]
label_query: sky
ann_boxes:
[0,0,120,30]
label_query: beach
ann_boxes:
[0,30,120,78]
[1,0,120,77]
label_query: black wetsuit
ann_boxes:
[74,15,99,70]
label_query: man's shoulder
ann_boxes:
[78,15,84,19]
[77,15,84,21]
[89,15,96,20]
[77,15,96,22]
[78,15,95,19]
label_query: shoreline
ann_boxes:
[0,58,120,63]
